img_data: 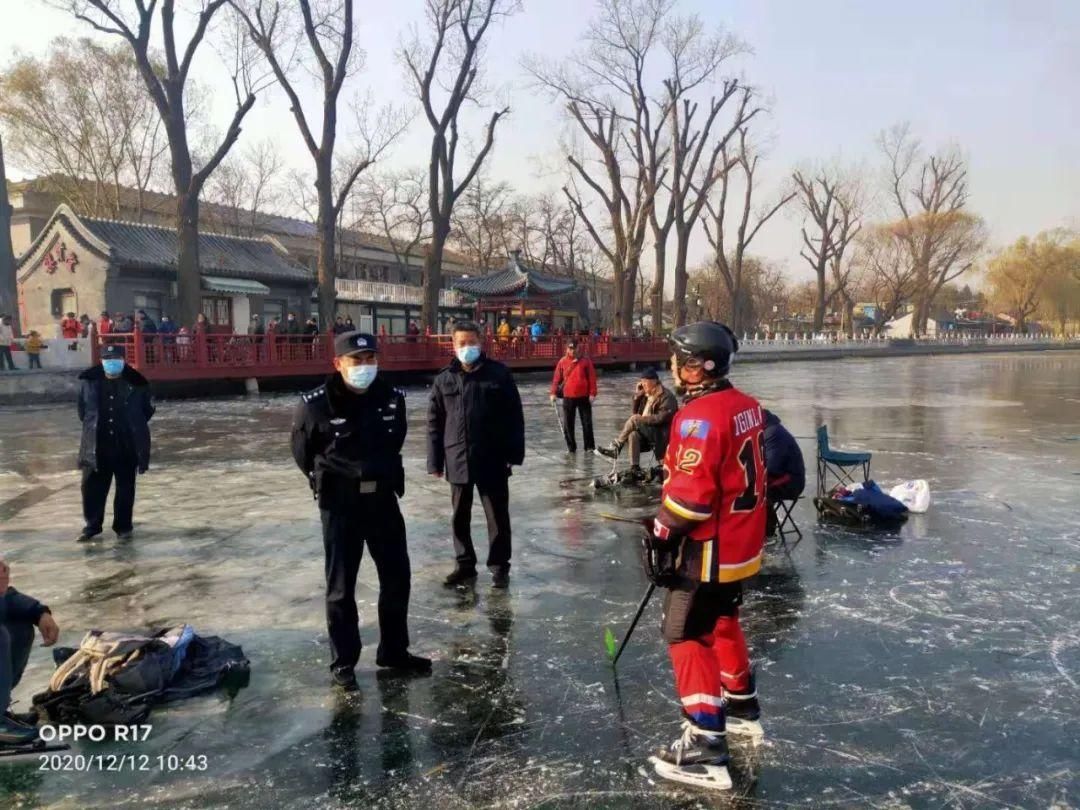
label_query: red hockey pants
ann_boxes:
[661,581,749,731]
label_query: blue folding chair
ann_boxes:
[816,425,872,497]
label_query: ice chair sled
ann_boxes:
[815,425,871,497]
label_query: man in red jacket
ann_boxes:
[97,311,112,336]
[646,321,766,792]
[549,340,597,453]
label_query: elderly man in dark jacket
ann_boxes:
[596,368,678,477]
[428,321,525,589]
[76,345,155,543]
[0,558,59,745]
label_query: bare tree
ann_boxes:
[357,169,430,279]
[0,37,171,220]
[450,169,511,271]
[527,0,674,334]
[235,0,408,325]
[60,0,265,329]
[0,135,18,333]
[204,139,284,235]
[792,166,863,331]
[703,127,795,334]
[689,255,786,330]
[853,223,919,336]
[880,124,987,335]
[647,15,752,328]
[400,0,518,330]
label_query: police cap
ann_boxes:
[334,331,378,357]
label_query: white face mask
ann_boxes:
[344,364,378,390]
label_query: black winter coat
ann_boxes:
[763,409,806,497]
[427,355,525,485]
[291,374,407,509]
[77,365,155,472]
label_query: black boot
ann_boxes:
[649,720,732,791]
[331,666,359,692]
[76,531,100,543]
[491,566,510,589]
[0,719,39,747]
[4,710,38,728]
[443,566,478,587]
[375,652,432,677]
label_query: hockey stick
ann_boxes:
[611,583,657,668]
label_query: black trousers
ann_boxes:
[81,453,138,536]
[451,477,512,571]
[0,619,34,713]
[320,493,411,671]
[0,346,15,370]
[560,397,594,452]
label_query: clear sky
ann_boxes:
[3,0,1078,286]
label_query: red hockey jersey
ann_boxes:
[654,383,767,583]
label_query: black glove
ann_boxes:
[639,518,680,588]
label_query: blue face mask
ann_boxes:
[102,359,125,376]
[344,363,378,390]
[456,345,481,366]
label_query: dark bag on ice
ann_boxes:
[814,480,908,528]
[844,481,908,518]
[32,626,250,725]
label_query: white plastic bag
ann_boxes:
[890,480,931,513]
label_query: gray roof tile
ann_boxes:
[79,216,313,284]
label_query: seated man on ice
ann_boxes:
[0,557,60,748]
[595,368,677,480]
[762,409,805,535]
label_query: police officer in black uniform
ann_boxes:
[292,332,431,690]
[76,344,154,543]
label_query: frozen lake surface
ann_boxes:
[1,352,1078,808]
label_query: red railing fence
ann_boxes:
[93,327,669,381]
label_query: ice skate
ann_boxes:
[724,674,764,743]
[648,720,732,791]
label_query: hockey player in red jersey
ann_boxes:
[646,321,767,791]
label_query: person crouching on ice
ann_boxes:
[645,321,766,792]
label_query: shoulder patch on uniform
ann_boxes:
[680,418,711,439]
[302,385,327,403]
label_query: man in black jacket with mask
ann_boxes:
[292,332,430,691]
[427,321,525,589]
[76,345,154,543]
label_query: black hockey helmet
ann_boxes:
[669,321,739,377]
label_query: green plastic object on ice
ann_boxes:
[604,627,617,659]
